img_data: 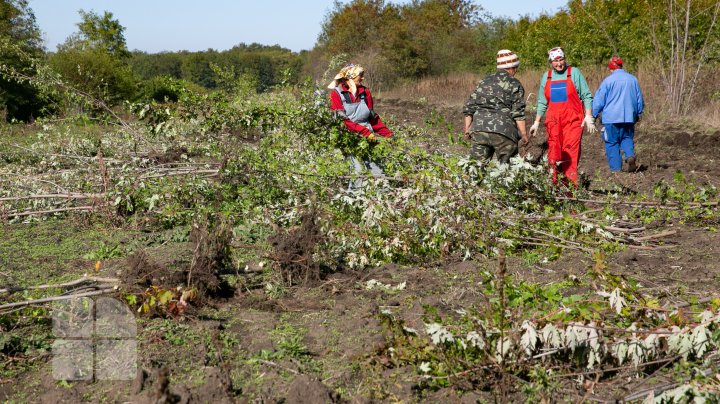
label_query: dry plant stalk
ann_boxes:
[268,208,323,286]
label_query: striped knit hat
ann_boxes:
[496,49,520,69]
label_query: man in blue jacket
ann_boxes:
[592,56,644,173]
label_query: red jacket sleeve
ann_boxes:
[329,89,372,137]
[364,89,393,138]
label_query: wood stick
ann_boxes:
[556,355,683,379]
[631,230,677,242]
[521,241,594,254]
[256,359,299,375]
[0,175,69,192]
[0,194,104,202]
[525,207,608,222]
[627,245,659,251]
[0,288,116,310]
[604,226,646,233]
[665,295,720,310]
[139,169,219,180]
[5,206,96,218]
[0,276,119,294]
[520,226,595,252]
[622,367,714,402]
[556,196,718,208]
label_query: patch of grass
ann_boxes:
[145,319,197,346]
[270,321,310,360]
[0,324,53,380]
[0,220,134,285]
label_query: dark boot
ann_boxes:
[626,156,637,172]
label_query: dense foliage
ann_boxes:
[500,0,720,68]
[129,43,303,93]
[0,0,46,121]
[312,0,496,81]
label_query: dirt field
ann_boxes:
[2,97,720,403]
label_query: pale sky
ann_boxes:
[29,0,568,53]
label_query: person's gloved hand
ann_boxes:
[367,133,376,142]
[582,115,597,134]
[529,121,540,137]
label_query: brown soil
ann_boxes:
[3,98,720,403]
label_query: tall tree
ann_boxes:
[646,0,720,115]
[49,9,137,106]
[318,0,391,55]
[0,0,46,121]
[68,10,130,59]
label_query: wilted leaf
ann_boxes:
[466,331,485,350]
[609,288,626,315]
[541,323,563,348]
[425,323,454,345]
[613,341,628,365]
[494,337,513,363]
[691,324,710,358]
[521,320,538,355]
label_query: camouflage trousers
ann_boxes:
[470,131,518,164]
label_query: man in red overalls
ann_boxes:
[529,47,596,187]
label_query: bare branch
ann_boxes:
[0,288,116,311]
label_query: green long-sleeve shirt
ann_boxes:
[535,66,593,117]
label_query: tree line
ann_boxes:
[1,0,718,122]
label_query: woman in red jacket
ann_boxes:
[328,64,392,189]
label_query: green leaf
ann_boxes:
[158,290,174,305]
[125,294,137,305]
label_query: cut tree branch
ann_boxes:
[0,288,117,311]
[0,276,119,294]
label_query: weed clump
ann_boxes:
[123,250,184,292]
[121,215,235,312]
[268,208,323,286]
[187,217,233,301]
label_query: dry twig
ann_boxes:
[4,206,95,218]
[0,276,119,294]
[0,288,116,311]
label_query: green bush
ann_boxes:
[138,76,200,103]
[48,47,138,106]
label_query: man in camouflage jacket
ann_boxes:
[463,50,529,163]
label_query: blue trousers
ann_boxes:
[602,123,636,171]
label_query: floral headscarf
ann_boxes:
[327,64,365,94]
[548,47,565,62]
